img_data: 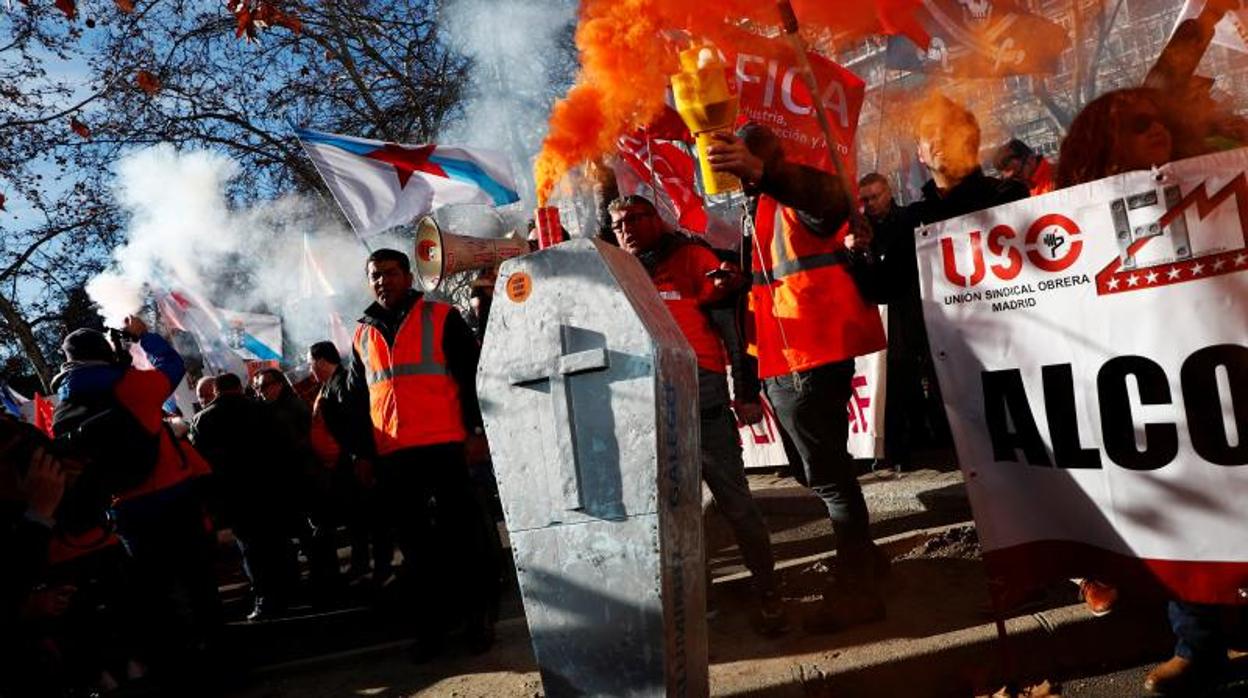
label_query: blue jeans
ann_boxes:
[699,369,776,592]
[764,360,874,585]
[1170,601,1247,663]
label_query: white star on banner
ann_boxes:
[1235,253,1247,267]
[1127,274,1140,287]
[1191,263,1206,275]
[1214,258,1227,271]
[1145,270,1159,284]
[1167,267,1182,280]
[1107,277,1120,290]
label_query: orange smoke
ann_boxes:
[533,1,917,204]
[533,0,674,205]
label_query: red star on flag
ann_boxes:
[364,143,438,189]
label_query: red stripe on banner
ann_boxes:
[984,540,1248,609]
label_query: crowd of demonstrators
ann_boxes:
[0,318,222,696]
[190,371,307,622]
[5,6,1248,694]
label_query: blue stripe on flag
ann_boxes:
[296,129,377,156]
[429,155,520,206]
[242,334,282,361]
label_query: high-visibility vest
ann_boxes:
[354,298,466,455]
[749,195,887,379]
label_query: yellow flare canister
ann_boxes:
[670,45,741,200]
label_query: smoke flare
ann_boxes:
[532,1,917,203]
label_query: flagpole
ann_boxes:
[284,116,374,254]
[873,38,892,174]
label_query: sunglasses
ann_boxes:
[1125,112,1161,136]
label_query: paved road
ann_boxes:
[1057,659,1248,697]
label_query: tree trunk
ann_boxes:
[0,292,53,394]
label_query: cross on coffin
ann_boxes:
[508,323,609,512]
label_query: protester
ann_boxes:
[909,93,1030,226]
[194,375,216,413]
[991,139,1055,196]
[306,341,394,586]
[707,123,890,633]
[1056,88,1181,189]
[191,371,301,621]
[343,248,501,658]
[50,318,222,682]
[0,415,68,697]
[254,367,342,603]
[606,193,789,636]
[468,269,497,344]
[1057,83,1246,696]
[858,172,949,473]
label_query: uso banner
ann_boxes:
[916,148,1248,605]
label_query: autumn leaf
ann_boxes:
[234,4,256,42]
[69,116,91,139]
[232,1,301,43]
[135,70,161,94]
[115,0,135,12]
[54,0,75,20]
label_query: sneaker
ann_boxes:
[802,589,885,634]
[1078,579,1118,617]
[750,590,791,637]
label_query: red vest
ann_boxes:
[354,298,466,455]
[749,195,887,378]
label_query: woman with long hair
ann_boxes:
[1055,88,1181,189]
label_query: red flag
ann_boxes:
[616,133,709,234]
[722,29,867,180]
[33,394,54,438]
[643,103,691,142]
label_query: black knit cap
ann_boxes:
[61,328,113,362]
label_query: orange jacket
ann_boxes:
[354,297,466,455]
[1029,158,1056,196]
[750,195,887,378]
[651,239,729,373]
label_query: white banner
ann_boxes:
[917,148,1248,604]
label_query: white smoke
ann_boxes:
[87,144,373,361]
[440,0,577,215]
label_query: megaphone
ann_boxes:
[413,215,531,291]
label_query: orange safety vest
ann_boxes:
[749,195,887,379]
[354,297,466,455]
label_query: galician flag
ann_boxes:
[294,127,521,238]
